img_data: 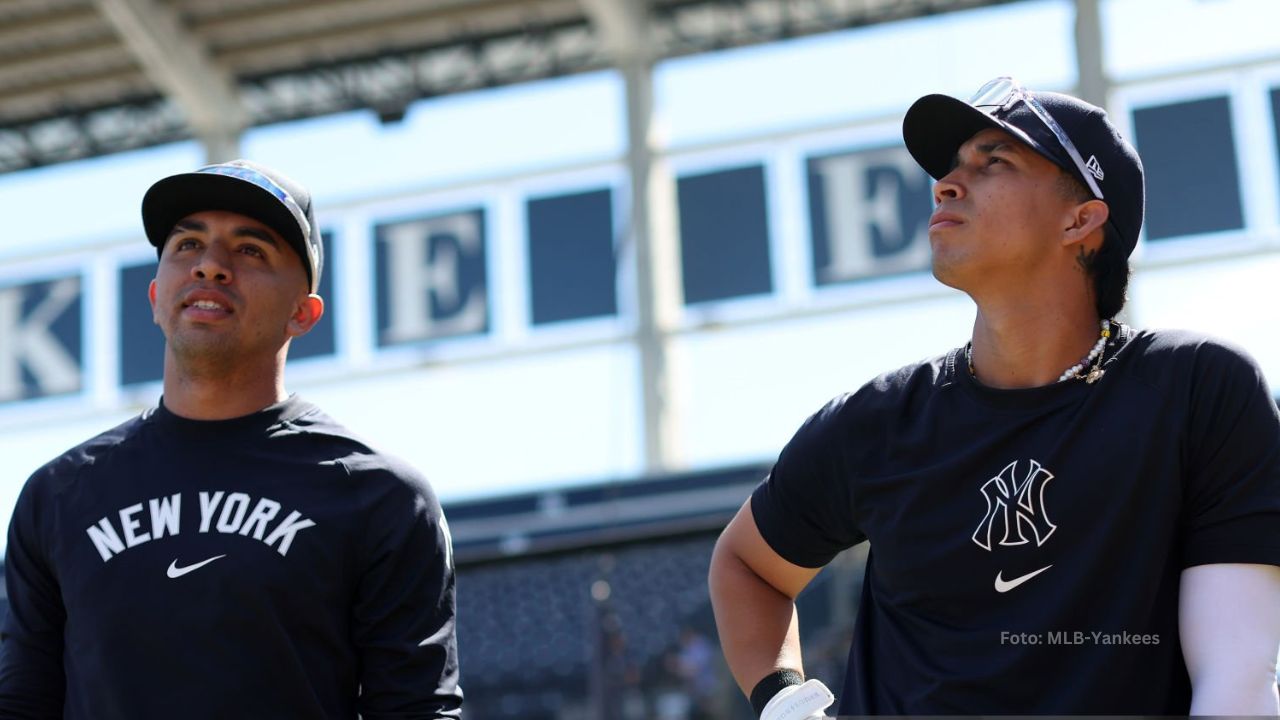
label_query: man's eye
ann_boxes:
[176,238,199,250]
[240,245,266,258]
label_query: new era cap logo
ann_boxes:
[1085,155,1104,181]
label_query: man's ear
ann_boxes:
[1062,198,1110,250]
[148,279,159,325]
[286,294,324,338]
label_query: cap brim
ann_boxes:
[141,172,306,262]
[904,92,1080,186]
[903,94,1009,180]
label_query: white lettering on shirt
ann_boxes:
[85,492,316,562]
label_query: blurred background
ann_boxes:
[1,0,1279,716]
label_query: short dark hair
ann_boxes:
[1056,171,1130,320]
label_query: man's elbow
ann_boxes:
[1191,667,1280,715]
[708,532,747,596]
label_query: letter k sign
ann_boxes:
[0,278,82,402]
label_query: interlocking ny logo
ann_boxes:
[972,460,1057,551]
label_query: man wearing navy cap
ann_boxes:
[0,160,463,718]
[711,78,1280,716]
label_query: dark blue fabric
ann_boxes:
[0,395,462,718]
[753,328,1280,713]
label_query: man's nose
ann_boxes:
[933,170,965,204]
[191,244,232,283]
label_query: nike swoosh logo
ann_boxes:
[994,564,1052,593]
[167,555,227,579]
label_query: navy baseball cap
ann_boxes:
[142,159,323,292]
[902,78,1145,256]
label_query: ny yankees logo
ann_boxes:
[972,459,1057,551]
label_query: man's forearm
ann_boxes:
[709,542,806,697]
[1180,563,1280,716]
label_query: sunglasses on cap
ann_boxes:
[968,76,1105,201]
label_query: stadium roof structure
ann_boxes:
[0,0,1023,174]
[446,462,768,564]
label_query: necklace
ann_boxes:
[966,319,1113,385]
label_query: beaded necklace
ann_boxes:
[966,319,1113,385]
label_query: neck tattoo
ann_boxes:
[966,319,1114,385]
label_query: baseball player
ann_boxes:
[709,77,1280,716]
[0,160,463,718]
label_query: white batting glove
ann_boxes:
[759,678,835,720]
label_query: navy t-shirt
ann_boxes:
[752,327,1280,714]
[0,395,463,719]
